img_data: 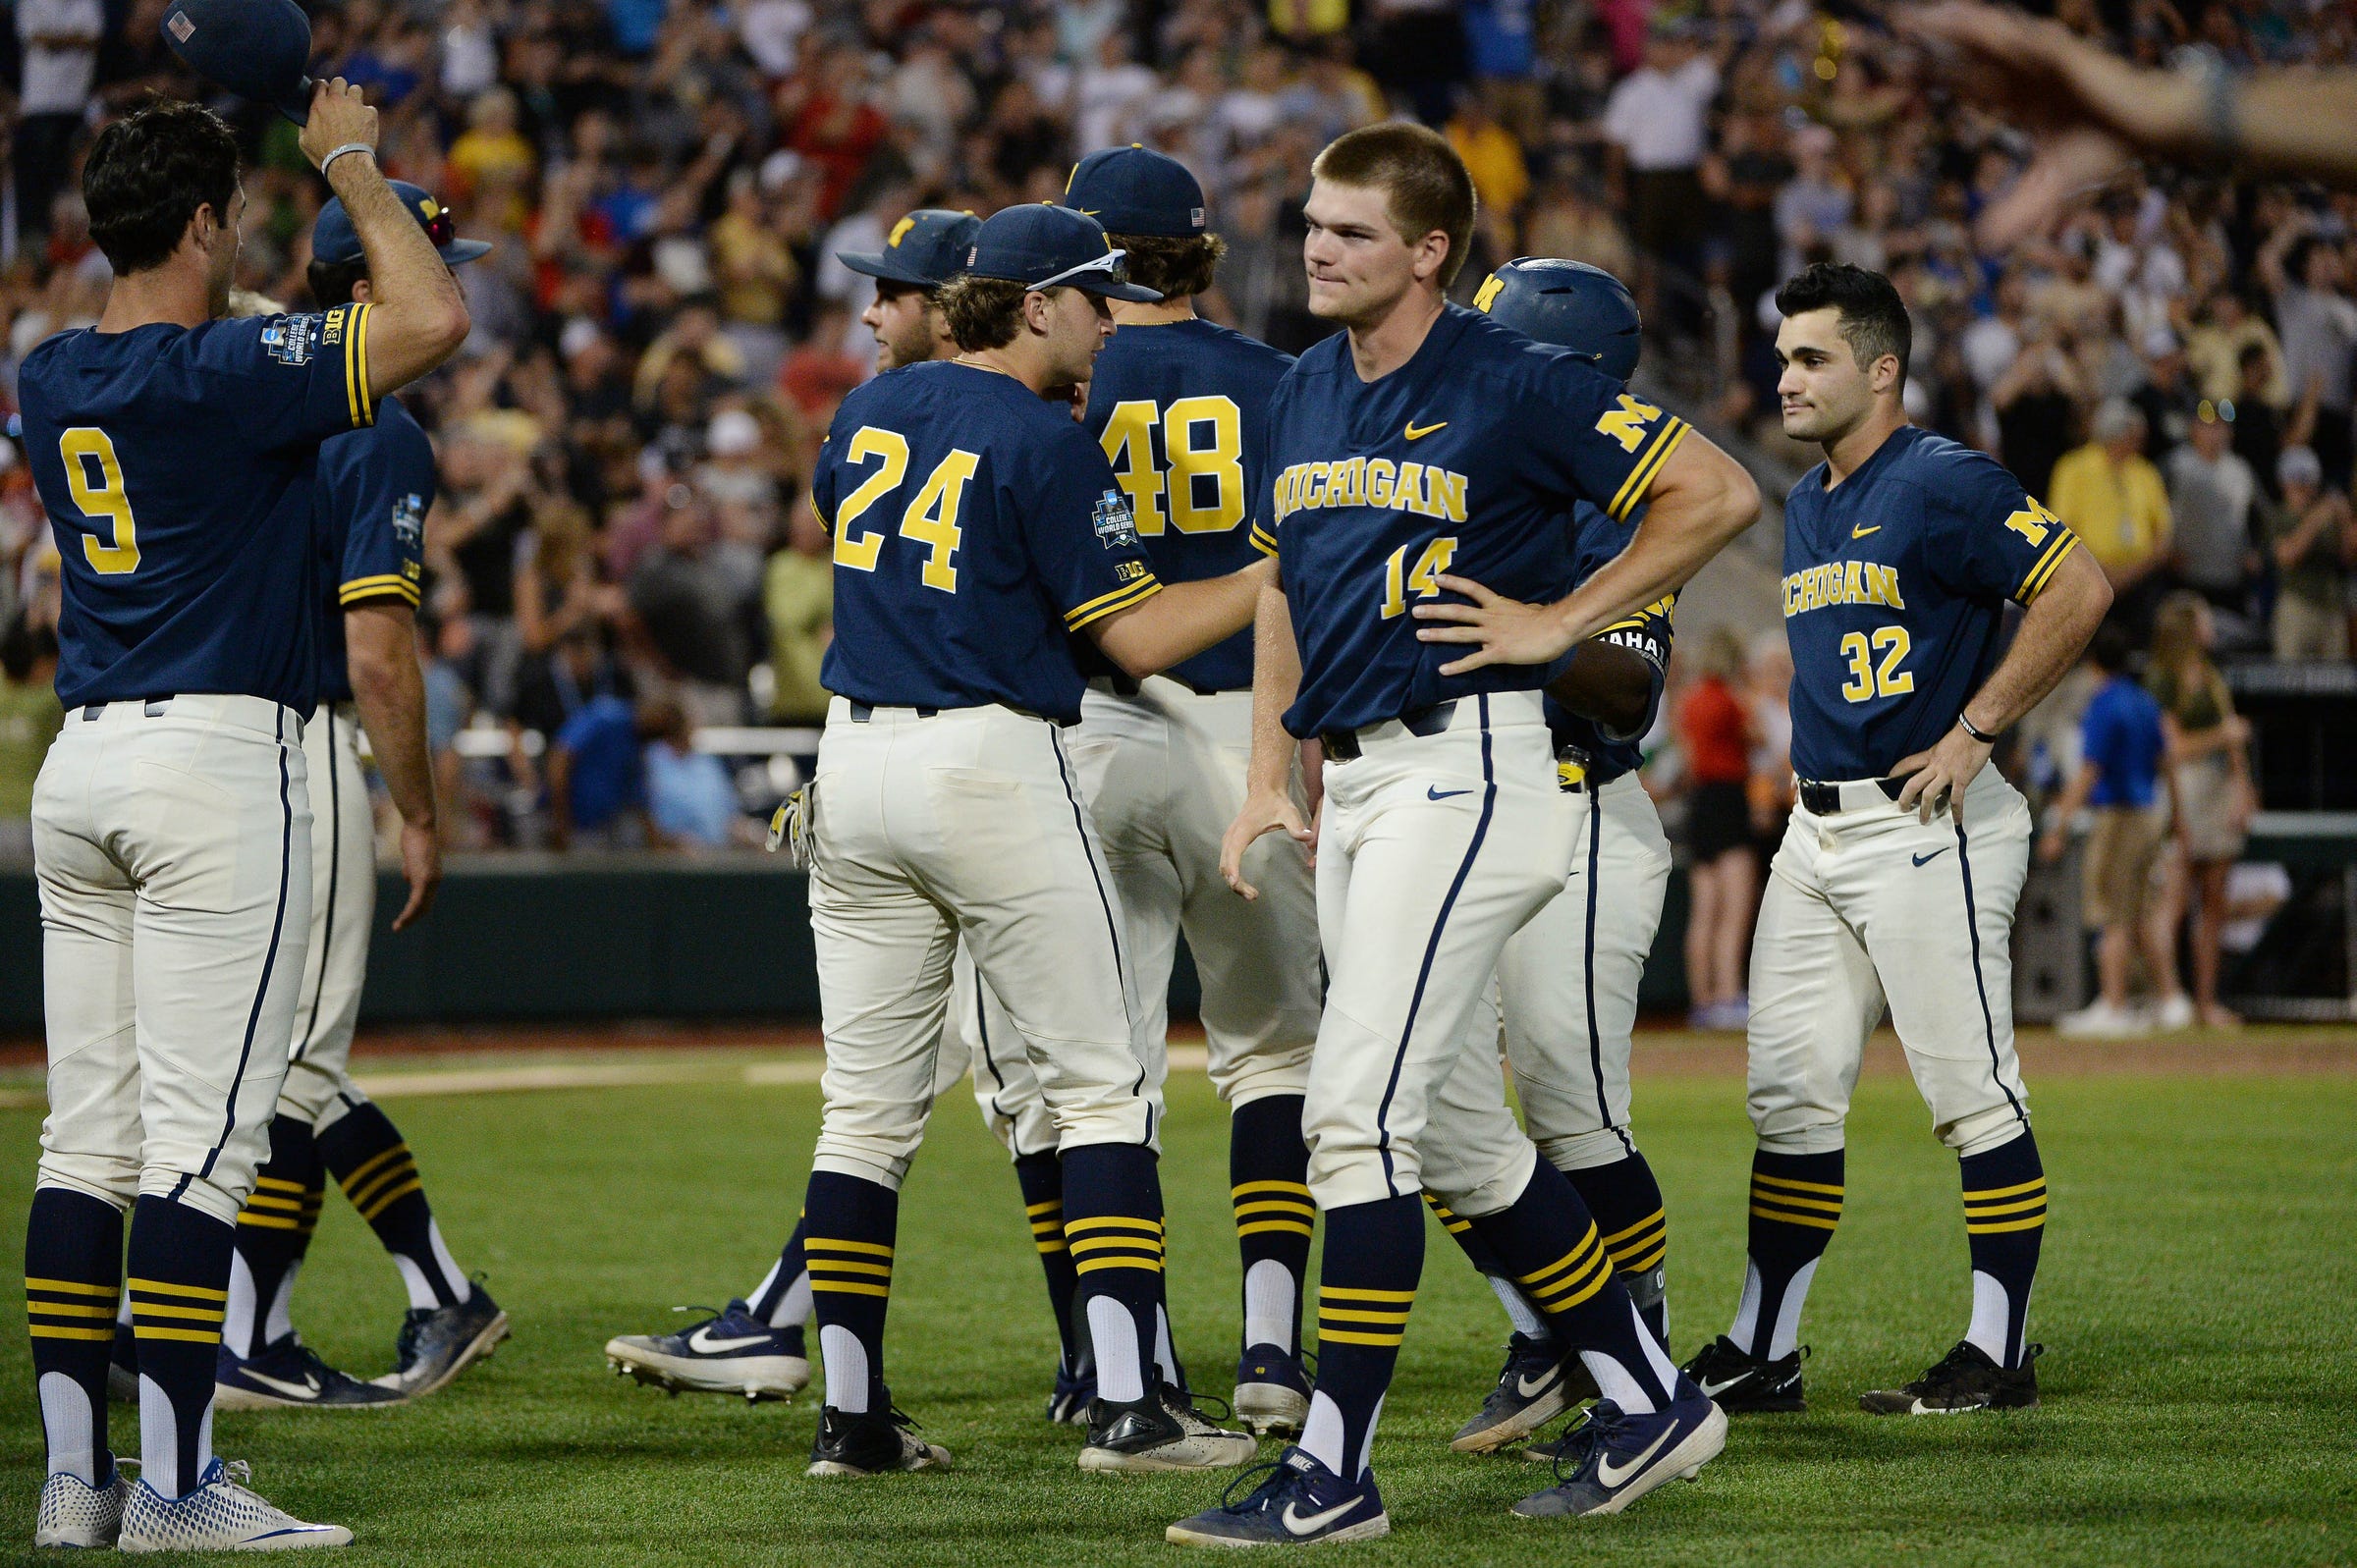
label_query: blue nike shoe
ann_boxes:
[605,1299,807,1402]
[1166,1445,1390,1547]
[1233,1343,1311,1436]
[214,1335,406,1410]
[1510,1392,1727,1518]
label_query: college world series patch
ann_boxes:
[1092,489,1140,549]
[260,315,319,366]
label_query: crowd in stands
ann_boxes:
[0,0,2342,1007]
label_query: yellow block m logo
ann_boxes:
[1594,394,1663,454]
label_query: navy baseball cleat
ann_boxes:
[605,1299,805,1403]
[1166,1446,1390,1547]
[806,1406,952,1477]
[1681,1334,1808,1413]
[375,1280,510,1399]
[1509,1393,1727,1518]
[215,1337,406,1410]
[1451,1332,1596,1453]
[1047,1353,1096,1426]
[1233,1344,1311,1437]
[1859,1340,2041,1415]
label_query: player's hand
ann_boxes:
[1221,787,1311,901]
[1412,575,1577,675]
[390,818,442,931]
[1891,724,1994,824]
[300,80,380,172]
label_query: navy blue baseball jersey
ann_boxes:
[1781,423,2079,781]
[315,395,433,704]
[1257,303,1690,737]
[1550,500,1673,783]
[20,304,378,710]
[1084,317,1292,692]
[813,360,1163,725]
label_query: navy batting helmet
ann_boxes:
[1473,257,1642,382]
[161,0,316,125]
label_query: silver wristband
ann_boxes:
[318,143,376,177]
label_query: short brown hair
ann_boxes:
[937,275,1031,351]
[1310,123,1477,288]
[1110,233,1227,301]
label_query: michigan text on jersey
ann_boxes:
[1272,458,1470,523]
[1781,560,1907,618]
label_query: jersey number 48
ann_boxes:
[1098,397,1245,536]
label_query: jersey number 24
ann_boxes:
[60,428,140,576]
[833,427,973,593]
[1098,397,1245,536]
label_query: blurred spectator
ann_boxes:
[2147,594,2255,1031]
[641,693,750,848]
[2264,446,2354,660]
[1745,631,1793,853]
[628,485,758,728]
[1602,22,1717,280]
[764,496,833,725]
[1675,628,1757,1032]
[2259,213,2357,488]
[2050,399,2172,620]
[2161,410,2260,639]
[547,691,648,850]
[2043,623,2172,1038]
[1990,321,2090,500]
[16,0,104,245]
[0,616,62,860]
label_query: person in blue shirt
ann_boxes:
[204,184,510,1417]
[1186,124,1759,1547]
[2039,622,2172,1037]
[18,84,467,1551]
[794,202,1273,1481]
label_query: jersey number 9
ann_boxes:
[60,428,139,576]
[833,426,976,594]
[1099,396,1245,536]
[1838,625,1914,702]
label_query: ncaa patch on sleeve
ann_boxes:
[1092,490,1140,549]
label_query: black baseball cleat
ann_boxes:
[1680,1334,1807,1413]
[373,1279,510,1399]
[1078,1378,1257,1472]
[1860,1340,2042,1415]
[805,1406,951,1477]
[1452,1332,1597,1453]
[214,1336,407,1410]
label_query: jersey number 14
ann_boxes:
[60,428,140,576]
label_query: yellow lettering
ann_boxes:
[1842,560,1862,604]
[1306,461,1330,510]
[1433,469,1467,522]
[1878,566,1904,608]
[1367,458,1396,509]
[1392,462,1423,512]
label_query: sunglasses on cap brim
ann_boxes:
[1031,248,1131,291]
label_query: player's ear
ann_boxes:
[1412,229,1450,285]
[1022,288,1055,337]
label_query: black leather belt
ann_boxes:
[80,696,178,720]
[1096,672,1239,699]
[1796,777,1904,815]
[1320,701,1456,762]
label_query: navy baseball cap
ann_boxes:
[312,182,492,268]
[1061,145,1207,240]
[1474,257,1643,382]
[964,204,1160,302]
[162,0,316,125]
[836,208,981,289]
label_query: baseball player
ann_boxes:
[19,85,467,1549]
[1418,258,1682,1459]
[795,203,1272,1479]
[1659,263,2109,1416]
[1170,125,1758,1547]
[203,184,508,1411]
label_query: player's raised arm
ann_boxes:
[1084,556,1276,678]
[298,80,469,398]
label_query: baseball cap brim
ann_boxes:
[836,249,945,287]
[441,238,493,265]
[1066,275,1162,302]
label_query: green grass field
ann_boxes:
[1,1044,2353,1566]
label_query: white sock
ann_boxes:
[1153,1303,1178,1386]
[1298,1390,1345,1475]
[1727,1260,1762,1351]
[115,1291,133,1328]
[1632,1299,1681,1393]
[748,1257,784,1313]
[1582,1349,1659,1416]
[818,1325,869,1415]
[1767,1259,1818,1361]
[428,1220,471,1305]
[137,1374,208,1498]
[775,1271,812,1331]
[1965,1270,2021,1367]
[263,1262,301,1347]
[222,1252,258,1360]
[1353,1393,1384,1480]
[1489,1274,1551,1341]
[39,1372,94,1484]
[1088,1297,1146,1403]
[1243,1261,1296,1353]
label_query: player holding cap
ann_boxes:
[795,202,1269,1478]
[19,82,467,1549]
[203,182,508,1411]
[1658,263,2108,1416]
[1172,125,1758,1546]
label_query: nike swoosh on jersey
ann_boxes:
[1594,1424,1678,1487]
[238,1369,323,1400]
[1405,420,1449,440]
[1911,848,1949,867]
[686,1326,777,1354]
[1427,785,1472,800]
[1851,524,1882,538]
[1284,1497,1363,1536]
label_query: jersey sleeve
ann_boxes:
[1922,450,2084,607]
[1515,350,1691,523]
[1020,425,1163,633]
[808,422,843,533]
[328,421,434,609]
[192,305,379,448]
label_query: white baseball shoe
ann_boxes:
[34,1464,132,1548]
[117,1458,351,1551]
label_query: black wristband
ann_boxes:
[1957,712,1999,744]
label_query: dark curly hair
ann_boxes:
[1108,233,1226,302]
[84,100,241,276]
[937,275,1032,351]
[1774,262,1911,382]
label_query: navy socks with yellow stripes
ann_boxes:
[27,1188,122,1486]
[1230,1096,1313,1357]
[126,1195,233,1497]
[1961,1131,2046,1369]
[1061,1144,1166,1406]
[1012,1152,1085,1376]
[1566,1153,1671,1344]
[316,1102,471,1312]
[748,1217,812,1341]
[1729,1148,1844,1361]
[1301,1195,1421,1479]
[227,1115,325,1358]
[1465,1161,1680,1414]
[802,1171,897,1414]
